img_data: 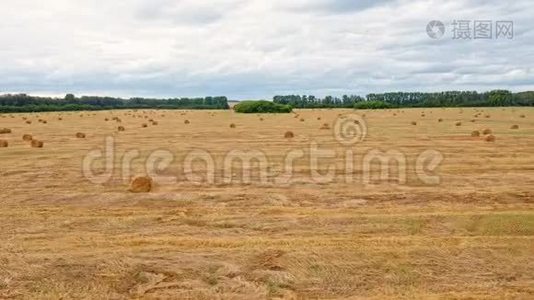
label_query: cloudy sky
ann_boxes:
[1,0,533,99]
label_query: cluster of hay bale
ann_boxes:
[0,128,12,134]
[118,126,126,132]
[470,128,495,142]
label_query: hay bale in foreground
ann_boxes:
[0,140,8,148]
[284,131,294,138]
[129,176,152,193]
[31,140,44,148]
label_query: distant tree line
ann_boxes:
[274,90,534,108]
[0,94,229,112]
[273,95,365,108]
[234,100,292,113]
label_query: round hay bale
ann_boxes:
[438,118,443,122]
[484,134,496,142]
[0,140,8,148]
[520,114,526,118]
[471,130,480,137]
[118,126,125,132]
[31,140,44,148]
[470,119,476,122]
[129,176,152,193]
[284,131,294,138]
[105,118,109,121]
[76,132,86,138]
[511,125,519,129]
[317,117,322,120]
[455,121,462,126]
[151,121,158,126]
[300,118,305,122]
[184,120,190,124]
[320,123,330,130]
[23,134,33,141]
[230,123,236,128]
[58,117,63,121]
[485,115,490,118]
[259,118,264,121]
[26,120,32,124]
[482,129,492,135]
[0,128,12,134]
[142,123,148,128]
[411,121,417,126]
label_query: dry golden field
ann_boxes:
[1,107,534,299]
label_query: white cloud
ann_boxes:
[0,0,532,99]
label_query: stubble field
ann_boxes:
[1,107,534,299]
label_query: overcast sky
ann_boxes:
[0,0,533,99]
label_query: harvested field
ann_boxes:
[0,107,533,299]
